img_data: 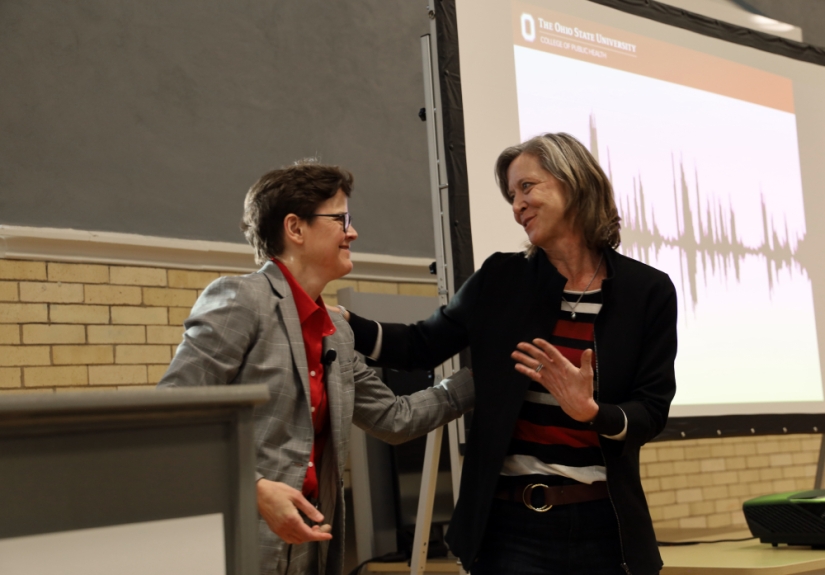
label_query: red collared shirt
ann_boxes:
[274,260,336,499]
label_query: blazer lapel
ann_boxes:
[260,262,312,412]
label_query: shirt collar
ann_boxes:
[272,260,335,336]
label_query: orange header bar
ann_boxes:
[512,1,794,113]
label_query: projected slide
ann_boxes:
[510,1,822,406]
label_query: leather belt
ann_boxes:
[494,480,609,512]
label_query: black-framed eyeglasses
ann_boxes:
[311,212,352,232]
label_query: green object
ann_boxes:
[743,490,825,548]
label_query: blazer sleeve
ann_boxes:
[349,263,487,370]
[351,360,475,445]
[593,273,678,451]
[157,276,260,388]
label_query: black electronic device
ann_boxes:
[743,490,825,548]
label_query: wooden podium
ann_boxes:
[0,385,269,575]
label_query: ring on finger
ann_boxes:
[534,362,544,373]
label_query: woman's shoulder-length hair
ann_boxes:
[494,132,621,252]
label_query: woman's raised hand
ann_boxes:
[511,339,599,423]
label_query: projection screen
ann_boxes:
[450,0,825,421]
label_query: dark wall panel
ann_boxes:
[0,1,435,257]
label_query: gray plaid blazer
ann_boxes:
[158,261,474,575]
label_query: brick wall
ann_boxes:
[0,258,435,393]
[0,257,820,531]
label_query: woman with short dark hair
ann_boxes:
[343,133,677,575]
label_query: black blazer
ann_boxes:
[350,249,677,575]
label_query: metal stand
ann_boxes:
[411,13,467,575]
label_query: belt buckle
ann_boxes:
[522,483,552,512]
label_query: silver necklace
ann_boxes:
[562,254,603,320]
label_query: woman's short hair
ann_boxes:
[241,160,354,264]
[494,133,621,250]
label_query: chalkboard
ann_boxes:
[0,0,435,258]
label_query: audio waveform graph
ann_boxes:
[591,115,805,318]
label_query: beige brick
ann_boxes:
[660,474,689,491]
[110,266,167,286]
[685,445,712,459]
[689,501,715,515]
[673,460,701,475]
[792,452,817,465]
[738,469,760,483]
[24,366,87,387]
[639,464,647,478]
[23,324,86,344]
[678,516,708,529]
[0,325,20,344]
[0,346,51,366]
[0,388,53,395]
[20,282,84,303]
[89,365,147,385]
[648,506,664,522]
[728,483,750,498]
[756,441,781,455]
[117,384,156,391]
[53,345,113,365]
[747,455,770,469]
[48,263,109,284]
[658,447,685,462]
[662,504,690,520]
[710,444,736,458]
[750,481,773,496]
[50,304,110,324]
[168,307,191,325]
[780,438,802,452]
[0,281,18,301]
[0,303,48,323]
[88,325,145,344]
[143,288,196,307]
[769,453,793,467]
[0,368,21,388]
[707,513,733,529]
[168,270,219,289]
[322,278,358,296]
[148,364,169,384]
[725,457,747,471]
[639,447,658,464]
[694,473,715,487]
[759,468,783,481]
[802,438,821,451]
[55,386,115,393]
[700,458,726,473]
[652,519,680,530]
[734,442,757,457]
[712,471,739,485]
[398,283,439,297]
[324,294,338,306]
[147,325,184,344]
[85,285,142,305]
[702,485,729,500]
[641,477,661,493]
[647,491,676,507]
[646,462,675,477]
[357,280,398,295]
[782,466,808,479]
[675,488,703,503]
[0,260,46,280]
[111,306,168,325]
[115,345,171,364]
[715,498,743,513]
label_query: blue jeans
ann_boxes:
[470,497,627,575]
